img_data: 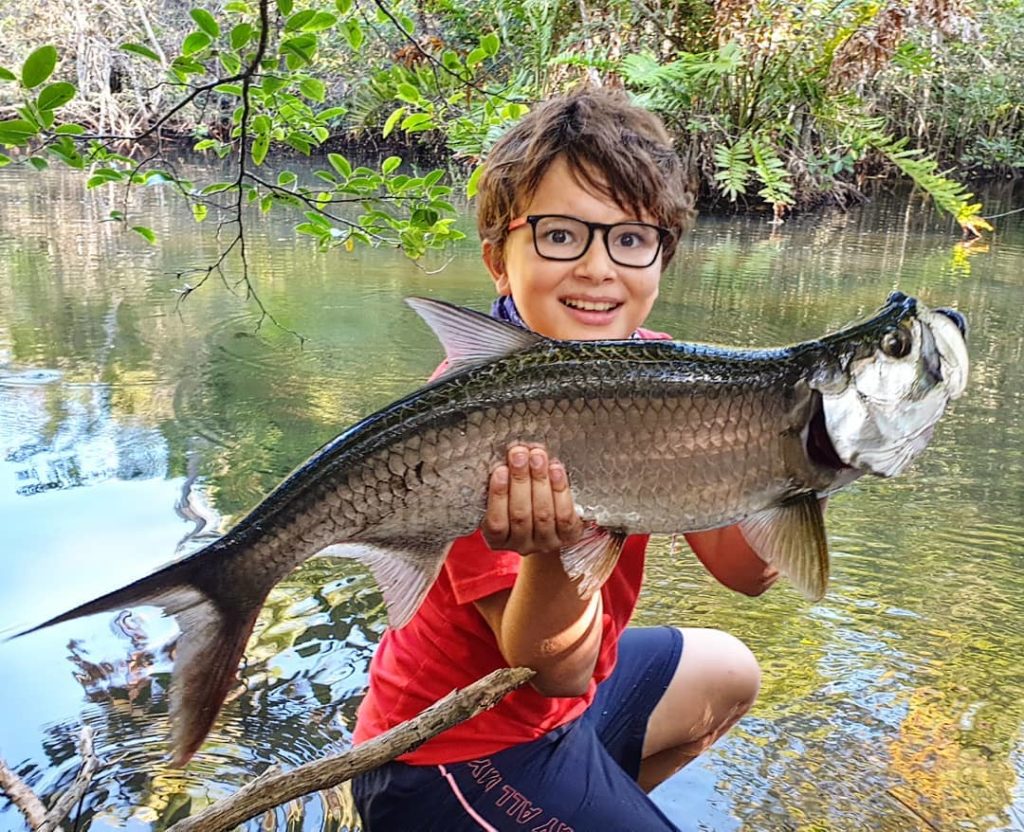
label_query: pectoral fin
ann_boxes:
[560,524,628,598]
[737,494,829,601]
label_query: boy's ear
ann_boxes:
[482,240,511,295]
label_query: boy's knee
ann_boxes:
[682,627,761,713]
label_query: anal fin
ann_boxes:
[560,524,628,598]
[737,493,830,601]
[319,541,450,628]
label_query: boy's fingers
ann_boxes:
[528,448,557,549]
[550,459,583,544]
[482,465,511,546]
[505,445,533,543]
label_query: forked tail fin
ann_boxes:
[15,552,271,767]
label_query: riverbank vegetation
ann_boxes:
[0,0,1016,275]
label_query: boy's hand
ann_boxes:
[482,444,584,556]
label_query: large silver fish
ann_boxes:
[19,291,968,764]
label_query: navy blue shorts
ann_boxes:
[353,626,684,831]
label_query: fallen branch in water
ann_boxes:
[0,726,99,832]
[169,666,535,832]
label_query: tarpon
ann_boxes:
[18,291,969,764]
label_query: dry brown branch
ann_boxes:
[0,755,47,829]
[0,726,99,832]
[39,727,99,832]
[168,666,535,832]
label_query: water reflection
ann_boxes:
[0,165,1022,831]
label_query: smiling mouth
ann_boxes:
[561,298,622,313]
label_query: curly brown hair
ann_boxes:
[476,87,696,270]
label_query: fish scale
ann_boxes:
[17,292,968,766]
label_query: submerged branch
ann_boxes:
[168,666,535,832]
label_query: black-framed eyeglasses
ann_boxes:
[508,214,670,268]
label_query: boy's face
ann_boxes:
[483,156,663,341]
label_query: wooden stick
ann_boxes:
[39,727,99,832]
[169,666,535,832]
[0,726,98,832]
[0,755,47,830]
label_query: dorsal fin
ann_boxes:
[406,297,546,379]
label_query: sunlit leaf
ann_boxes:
[192,202,209,222]
[400,112,433,132]
[0,153,10,167]
[252,132,270,165]
[342,19,364,50]
[466,164,483,198]
[466,47,487,68]
[55,123,85,135]
[328,152,352,178]
[22,46,58,89]
[276,0,294,13]
[131,225,157,244]
[481,33,500,56]
[182,31,213,56]
[231,23,253,49]
[0,119,38,146]
[299,78,326,102]
[382,156,402,174]
[335,0,353,13]
[305,12,338,31]
[120,43,161,62]
[286,10,316,30]
[191,9,221,38]
[382,106,405,138]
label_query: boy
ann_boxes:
[352,88,777,831]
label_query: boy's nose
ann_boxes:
[573,231,617,281]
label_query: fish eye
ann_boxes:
[880,327,912,359]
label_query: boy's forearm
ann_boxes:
[498,550,602,697]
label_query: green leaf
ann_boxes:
[252,114,272,134]
[0,119,38,146]
[328,152,352,178]
[201,182,235,194]
[219,52,242,75]
[305,12,337,31]
[182,31,212,56]
[0,67,16,82]
[342,19,363,50]
[194,138,217,151]
[214,82,242,96]
[55,123,85,135]
[400,112,433,132]
[37,82,76,111]
[481,33,500,56]
[0,153,10,167]
[190,9,220,38]
[299,78,326,102]
[192,202,209,222]
[286,10,316,30]
[278,170,297,186]
[276,0,294,13]
[318,106,346,120]
[263,75,288,94]
[252,132,270,165]
[382,106,405,138]
[466,164,484,198]
[396,83,420,104]
[230,23,253,49]
[120,43,161,62]
[22,46,58,89]
[29,156,48,171]
[382,155,401,174]
[281,34,317,68]
[131,225,157,245]
[335,0,353,13]
[466,47,487,68]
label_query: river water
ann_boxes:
[0,164,1022,831]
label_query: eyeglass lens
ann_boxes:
[532,216,662,267]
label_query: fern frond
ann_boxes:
[713,137,753,201]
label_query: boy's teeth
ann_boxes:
[563,299,618,312]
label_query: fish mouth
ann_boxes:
[806,394,852,471]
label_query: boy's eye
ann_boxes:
[611,225,656,250]
[544,227,577,246]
